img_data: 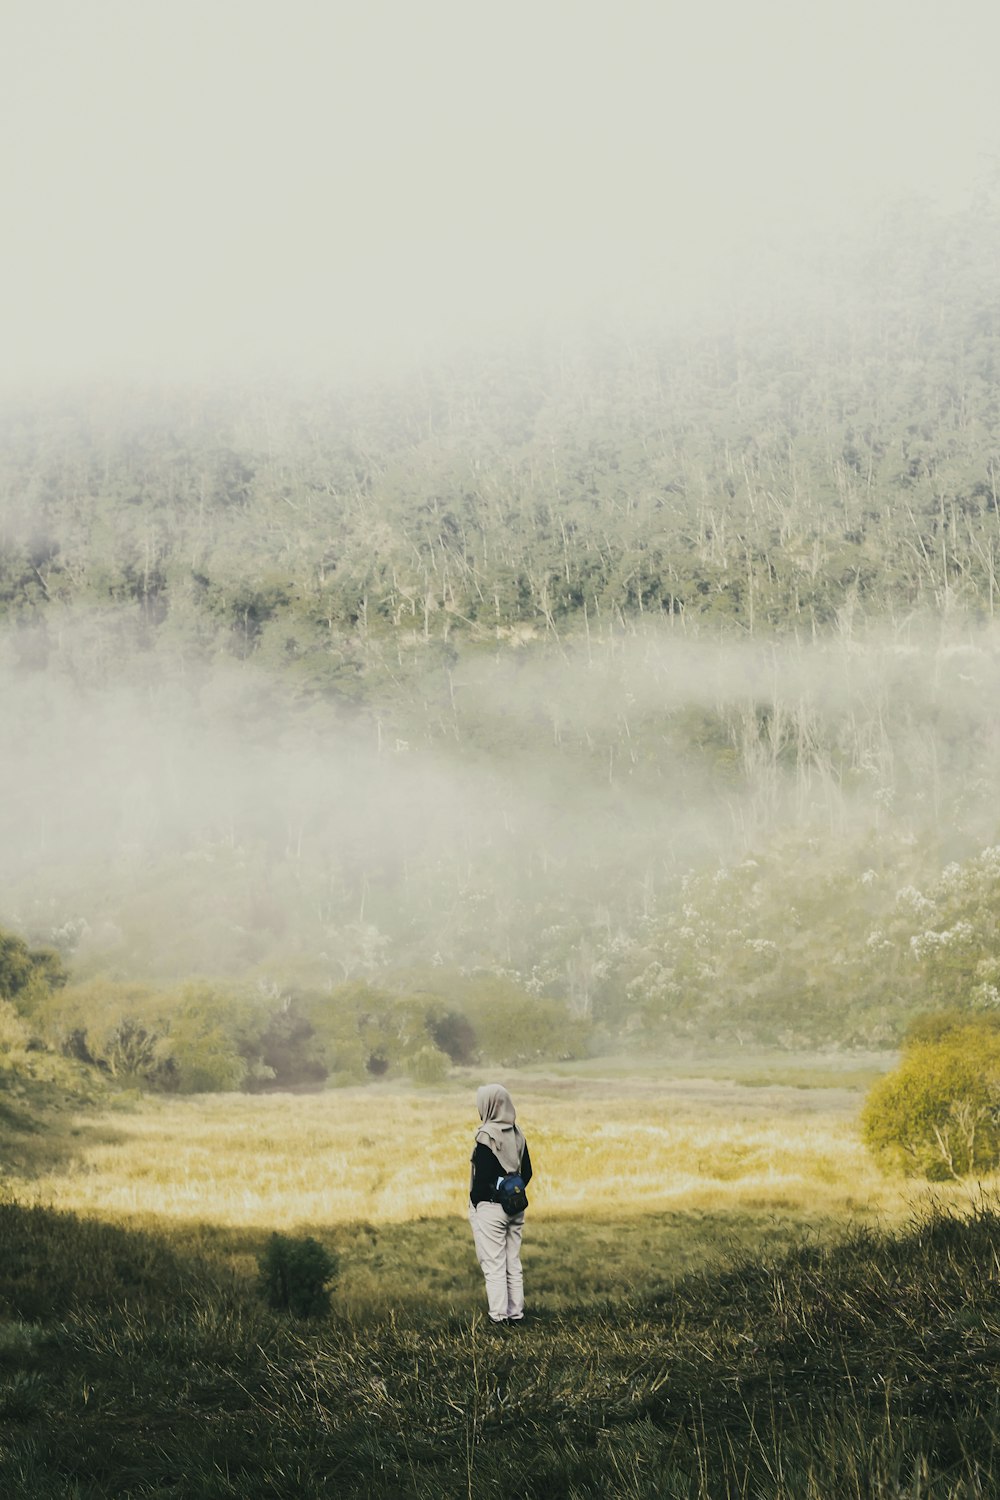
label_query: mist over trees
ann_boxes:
[4,191,1000,1074]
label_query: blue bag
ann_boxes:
[496,1172,528,1216]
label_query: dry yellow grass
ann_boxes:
[10,1067,951,1234]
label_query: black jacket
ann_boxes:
[470,1139,533,1207]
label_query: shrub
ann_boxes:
[298,983,436,1080]
[0,929,66,1008]
[0,999,33,1062]
[257,1233,338,1318]
[862,1019,1000,1178]
[323,1039,367,1085]
[473,988,589,1066]
[104,1017,173,1085]
[253,1003,326,1089]
[429,1009,478,1064]
[166,1023,248,1093]
[162,983,267,1093]
[37,981,170,1085]
[904,1008,1000,1047]
[407,1043,449,1085]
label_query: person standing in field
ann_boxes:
[469,1082,533,1325]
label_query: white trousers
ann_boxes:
[468,1202,525,1321]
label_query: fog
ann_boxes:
[3,615,999,986]
[4,2,1000,1025]
[3,0,999,385]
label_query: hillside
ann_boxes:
[3,192,1000,1055]
[4,197,1000,652]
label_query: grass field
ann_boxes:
[2,1055,997,1496]
[7,1058,922,1308]
[11,1057,901,1222]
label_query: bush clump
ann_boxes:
[407,1043,449,1085]
[257,1233,338,1318]
[862,1012,1000,1178]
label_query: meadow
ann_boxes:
[2,1057,998,1497]
[9,1059,909,1309]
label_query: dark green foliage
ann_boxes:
[3,1198,1000,1495]
[252,1003,327,1089]
[0,933,38,1003]
[429,1009,478,1064]
[0,924,82,1097]
[32,979,259,1094]
[257,1232,338,1318]
[0,930,66,1006]
[0,1201,192,1320]
[101,1016,167,1083]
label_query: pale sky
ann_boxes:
[2,0,998,384]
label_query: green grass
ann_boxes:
[2,1196,1000,1498]
[0,1061,975,1495]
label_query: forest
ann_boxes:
[3,189,1000,1087]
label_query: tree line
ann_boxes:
[3,193,1000,680]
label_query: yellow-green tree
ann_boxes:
[862,1015,1000,1179]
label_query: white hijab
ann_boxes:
[473,1082,525,1174]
